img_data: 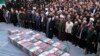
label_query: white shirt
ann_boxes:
[48,18,51,23]
[5,11,9,17]
[52,17,55,21]
[65,21,73,33]
[41,17,44,22]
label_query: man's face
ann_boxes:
[41,14,44,17]
[55,16,59,19]
[36,13,39,16]
[16,10,18,13]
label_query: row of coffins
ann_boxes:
[8,29,70,56]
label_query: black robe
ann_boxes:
[95,26,100,43]
[54,18,59,37]
[71,24,81,45]
[0,9,5,22]
[77,26,88,48]
[86,29,97,53]
[19,13,26,27]
[32,13,36,30]
[10,12,18,26]
[35,15,41,31]
[58,19,66,41]
[46,17,54,39]
[25,11,32,28]
[40,16,47,33]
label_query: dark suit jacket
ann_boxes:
[32,14,36,22]
[40,16,47,27]
[49,18,55,31]
[35,16,41,26]
[86,30,96,42]
[72,24,80,36]
[95,26,100,43]
[0,9,5,22]
[19,13,26,21]
[10,12,17,22]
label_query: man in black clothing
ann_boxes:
[35,13,41,31]
[78,21,88,49]
[19,10,26,27]
[9,9,18,26]
[31,10,36,30]
[46,13,54,39]
[53,16,59,37]
[0,8,5,22]
[49,15,56,39]
[40,13,47,33]
[96,20,100,56]
[86,25,97,54]
[58,15,66,41]
[25,10,32,28]
[72,21,81,46]
[16,10,21,26]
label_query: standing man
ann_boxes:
[31,10,36,30]
[0,7,5,22]
[48,14,55,39]
[86,25,97,54]
[46,13,53,39]
[35,12,41,31]
[65,19,73,42]
[16,10,22,27]
[71,21,81,45]
[10,8,18,26]
[19,10,26,27]
[54,16,59,37]
[4,10,10,23]
[58,15,65,40]
[96,20,100,56]
[26,10,32,28]
[40,13,47,33]
[78,21,88,48]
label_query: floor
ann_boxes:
[0,22,95,56]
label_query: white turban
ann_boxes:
[67,14,70,18]
[90,18,94,22]
[60,15,65,18]
[50,8,53,11]
[33,7,36,9]
[45,8,48,11]
[32,10,35,14]
[59,10,62,13]
[83,20,87,24]
[45,11,49,15]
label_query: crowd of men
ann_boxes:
[0,0,100,55]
